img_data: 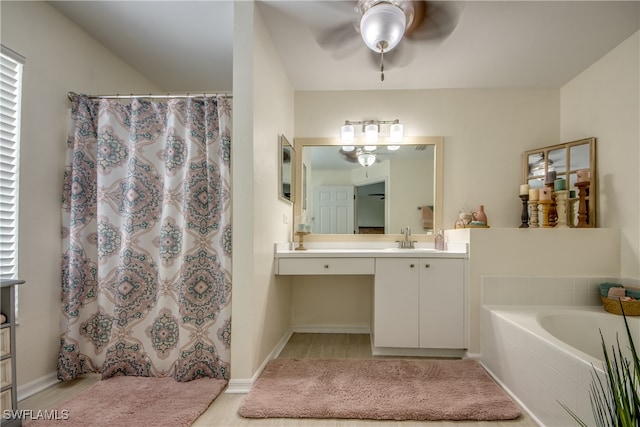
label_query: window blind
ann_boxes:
[0,46,24,280]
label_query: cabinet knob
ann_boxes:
[410,263,415,268]
[324,264,329,268]
[424,264,430,268]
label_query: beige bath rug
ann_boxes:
[238,358,521,421]
[23,375,226,427]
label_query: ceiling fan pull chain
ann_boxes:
[380,49,385,81]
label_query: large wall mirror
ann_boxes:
[523,137,596,227]
[279,135,294,203]
[293,137,443,241]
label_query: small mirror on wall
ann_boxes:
[279,135,294,203]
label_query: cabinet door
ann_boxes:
[374,258,419,348]
[419,258,465,348]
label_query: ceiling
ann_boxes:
[49,1,639,93]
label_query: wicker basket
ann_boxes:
[600,296,640,316]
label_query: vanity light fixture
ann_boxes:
[341,122,355,143]
[389,122,404,142]
[365,124,379,143]
[340,119,404,145]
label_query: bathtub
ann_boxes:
[480,305,640,427]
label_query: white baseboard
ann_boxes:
[292,324,370,334]
[18,372,60,401]
[371,346,466,358]
[225,327,294,394]
[225,378,253,394]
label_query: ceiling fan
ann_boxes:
[338,146,399,167]
[317,0,461,81]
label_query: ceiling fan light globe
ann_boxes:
[358,153,377,167]
[360,3,407,53]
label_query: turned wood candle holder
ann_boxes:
[555,190,568,228]
[545,183,557,227]
[295,231,310,250]
[528,200,539,228]
[568,197,579,227]
[519,194,529,228]
[538,200,552,228]
[575,181,590,228]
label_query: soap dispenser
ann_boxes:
[434,229,445,250]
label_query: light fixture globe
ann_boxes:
[364,124,379,143]
[389,122,404,142]
[360,2,407,53]
[341,124,355,143]
[358,153,377,167]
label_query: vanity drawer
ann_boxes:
[278,258,374,275]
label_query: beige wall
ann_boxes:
[231,2,294,381]
[560,31,640,280]
[292,89,560,329]
[0,2,160,389]
[295,89,560,228]
[292,276,372,332]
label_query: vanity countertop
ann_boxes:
[274,242,468,259]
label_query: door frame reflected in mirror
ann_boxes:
[293,136,444,242]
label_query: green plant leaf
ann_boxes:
[560,302,639,427]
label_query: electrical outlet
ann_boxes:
[283,214,288,224]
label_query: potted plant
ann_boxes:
[560,304,639,426]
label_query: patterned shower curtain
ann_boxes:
[59,94,232,382]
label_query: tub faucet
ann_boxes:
[397,227,416,249]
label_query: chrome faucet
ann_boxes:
[397,227,416,249]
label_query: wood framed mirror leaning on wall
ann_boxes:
[279,135,294,203]
[523,137,596,227]
[293,136,444,242]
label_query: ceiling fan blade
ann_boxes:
[339,149,360,163]
[367,42,414,72]
[313,0,364,60]
[406,1,463,42]
[316,23,362,60]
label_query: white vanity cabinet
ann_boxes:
[374,258,465,350]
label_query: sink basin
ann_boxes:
[382,247,437,252]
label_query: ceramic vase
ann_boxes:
[474,205,488,225]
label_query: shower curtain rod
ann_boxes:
[67,91,232,101]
